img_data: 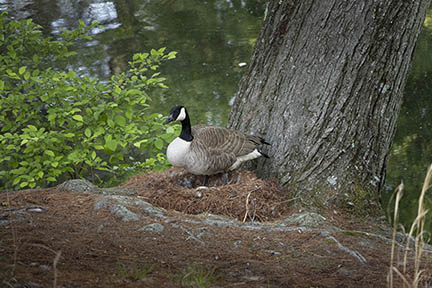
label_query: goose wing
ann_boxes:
[191,125,261,157]
[187,143,237,174]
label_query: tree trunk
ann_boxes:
[228,0,430,211]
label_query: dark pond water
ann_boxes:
[3,0,431,234]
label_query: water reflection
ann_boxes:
[3,0,431,233]
[2,0,264,126]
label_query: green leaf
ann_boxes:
[166,126,174,134]
[28,125,37,132]
[114,115,126,127]
[133,139,147,148]
[0,80,4,91]
[47,177,56,182]
[91,151,96,160]
[126,89,142,96]
[167,51,177,59]
[105,139,118,152]
[154,139,163,150]
[0,156,11,162]
[64,133,75,138]
[19,66,26,75]
[13,178,21,186]
[48,113,56,122]
[85,128,91,138]
[6,70,19,79]
[20,182,28,188]
[72,115,83,121]
[107,118,115,128]
[125,109,133,119]
[113,86,121,95]
[51,161,59,168]
[94,127,105,137]
[70,108,81,114]
[45,150,55,157]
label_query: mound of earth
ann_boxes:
[1,168,432,287]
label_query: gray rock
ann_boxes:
[93,198,110,211]
[282,212,328,227]
[359,240,374,249]
[108,205,140,222]
[26,206,48,213]
[0,215,26,226]
[337,267,355,276]
[94,199,140,222]
[197,213,236,227]
[139,223,165,233]
[57,179,135,196]
[102,187,136,196]
[108,196,165,218]
[0,206,48,226]
[57,179,101,194]
[94,195,165,221]
[241,275,263,281]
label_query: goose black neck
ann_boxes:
[179,112,193,142]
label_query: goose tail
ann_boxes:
[258,149,270,158]
[257,137,270,158]
[260,137,270,146]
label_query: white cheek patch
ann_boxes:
[177,107,186,121]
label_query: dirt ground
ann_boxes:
[1,168,432,287]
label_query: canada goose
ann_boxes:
[163,105,269,186]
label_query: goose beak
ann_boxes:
[163,115,174,125]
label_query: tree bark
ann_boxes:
[228,0,430,211]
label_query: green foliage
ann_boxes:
[116,262,153,281]
[0,11,179,189]
[179,264,221,288]
[384,22,432,234]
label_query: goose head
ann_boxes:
[163,105,193,141]
[163,105,187,124]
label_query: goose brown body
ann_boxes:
[186,125,266,175]
[164,106,269,179]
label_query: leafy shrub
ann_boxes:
[0,11,178,189]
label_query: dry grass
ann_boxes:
[122,168,290,221]
[388,164,431,288]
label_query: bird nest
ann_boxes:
[122,168,291,222]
